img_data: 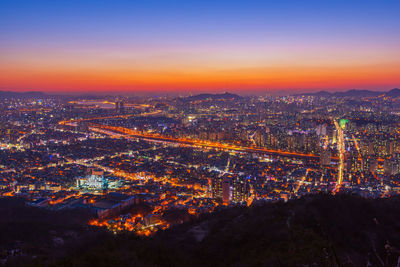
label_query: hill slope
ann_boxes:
[4,194,400,266]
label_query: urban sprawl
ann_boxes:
[1,91,400,235]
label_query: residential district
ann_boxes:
[1,90,400,235]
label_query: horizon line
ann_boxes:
[1,87,400,97]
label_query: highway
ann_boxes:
[88,123,321,160]
[334,119,345,188]
[58,110,163,126]
[58,114,326,160]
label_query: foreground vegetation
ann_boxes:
[3,194,400,266]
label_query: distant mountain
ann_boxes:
[333,89,381,97]
[296,88,400,98]
[182,92,242,101]
[385,88,400,97]
[0,90,46,98]
[302,91,332,97]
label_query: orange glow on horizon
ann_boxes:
[1,60,399,93]
[2,0,400,93]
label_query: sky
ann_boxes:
[1,0,399,94]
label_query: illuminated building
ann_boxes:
[115,101,125,114]
[222,177,230,204]
[231,178,249,203]
[362,157,378,174]
[119,102,125,114]
[76,169,108,190]
[211,176,231,204]
[384,155,400,175]
[320,148,331,166]
[347,152,362,173]
[211,177,223,201]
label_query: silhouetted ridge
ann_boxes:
[0,90,45,98]
[386,88,400,97]
[5,194,400,266]
[182,92,242,101]
[296,88,400,98]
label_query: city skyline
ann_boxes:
[1,0,400,93]
[4,1,400,265]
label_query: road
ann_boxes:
[59,114,327,160]
[88,123,321,160]
[334,119,345,188]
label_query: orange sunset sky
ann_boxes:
[1,0,399,94]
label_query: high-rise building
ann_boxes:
[211,177,223,201]
[347,152,362,173]
[222,177,230,204]
[384,155,400,176]
[320,148,331,166]
[211,176,231,204]
[231,178,249,203]
[115,101,120,112]
[362,156,378,173]
[115,101,125,114]
[119,102,125,114]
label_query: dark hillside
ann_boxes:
[4,194,400,266]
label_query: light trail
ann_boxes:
[58,114,135,125]
[352,134,363,159]
[89,123,321,160]
[294,168,311,194]
[58,115,330,160]
[58,110,163,126]
[334,119,345,190]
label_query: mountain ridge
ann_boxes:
[1,89,400,99]
[0,90,46,98]
[296,88,400,97]
[180,92,242,101]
